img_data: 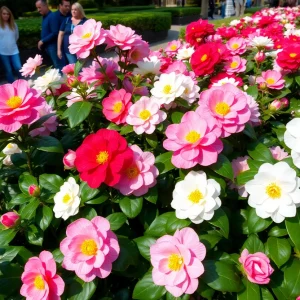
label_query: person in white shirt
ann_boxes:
[225,0,235,18]
[0,6,21,83]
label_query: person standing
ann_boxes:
[0,6,22,83]
[225,0,235,17]
[58,2,87,64]
[235,0,246,17]
[208,0,215,19]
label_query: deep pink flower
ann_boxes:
[0,79,44,133]
[197,83,251,138]
[105,24,142,50]
[63,149,76,169]
[239,249,274,284]
[224,55,247,74]
[226,37,247,55]
[269,146,289,160]
[150,227,206,297]
[114,144,159,196]
[28,185,40,197]
[102,89,132,125]
[163,111,223,169]
[0,212,19,228]
[256,70,285,90]
[128,40,150,63]
[20,251,65,300]
[20,55,43,77]
[60,217,120,282]
[254,51,266,63]
[69,19,107,59]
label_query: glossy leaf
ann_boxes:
[63,101,93,128]
[266,237,291,268]
[119,196,143,219]
[106,212,127,231]
[208,208,229,238]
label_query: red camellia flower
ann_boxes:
[190,43,221,76]
[276,44,300,71]
[75,129,133,188]
[185,20,215,47]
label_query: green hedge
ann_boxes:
[150,7,201,17]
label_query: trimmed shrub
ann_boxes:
[152,7,201,17]
[78,0,97,8]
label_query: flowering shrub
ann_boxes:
[1,7,300,300]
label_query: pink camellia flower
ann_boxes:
[150,227,206,297]
[226,37,247,55]
[224,55,247,74]
[28,185,40,197]
[197,83,251,138]
[163,111,223,169]
[229,156,250,197]
[69,19,107,59]
[0,79,44,133]
[269,146,289,160]
[63,149,76,169]
[20,251,65,300]
[29,103,58,137]
[254,51,266,63]
[126,97,167,134]
[239,249,274,284]
[60,217,120,282]
[246,93,261,126]
[128,40,150,63]
[114,144,159,196]
[105,24,142,50]
[165,40,182,55]
[20,54,43,77]
[256,70,285,90]
[62,64,77,86]
[102,89,132,125]
[0,212,19,228]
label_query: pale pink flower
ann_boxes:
[114,144,159,196]
[20,55,43,77]
[245,93,261,126]
[102,89,132,125]
[69,19,107,59]
[128,40,150,63]
[256,70,285,90]
[29,103,58,137]
[239,249,274,284]
[254,51,266,63]
[0,212,19,228]
[20,251,65,300]
[197,83,251,138]
[105,24,142,50]
[66,86,97,107]
[226,37,247,55]
[0,80,45,133]
[63,149,76,169]
[60,217,120,282]
[126,96,167,134]
[269,146,289,160]
[165,40,182,55]
[224,55,247,74]
[150,227,206,297]
[163,111,223,169]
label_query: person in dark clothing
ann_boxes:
[208,0,215,19]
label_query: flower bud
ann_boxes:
[254,51,266,63]
[269,99,282,111]
[0,212,19,228]
[280,97,289,108]
[63,150,76,169]
[259,82,267,90]
[28,184,40,197]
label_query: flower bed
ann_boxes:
[1,6,300,300]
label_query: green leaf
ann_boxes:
[146,133,158,148]
[165,212,191,234]
[134,236,156,261]
[208,208,229,238]
[197,279,215,300]
[33,136,64,153]
[200,233,222,251]
[119,196,143,219]
[247,142,275,163]
[25,224,43,246]
[63,101,93,128]
[285,213,300,251]
[0,247,20,263]
[120,125,134,135]
[36,205,53,231]
[9,194,32,206]
[79,207,97,220]
[283,258,300,298]
[39,174,64,193]
[242,234,264,253]
[295,75,300,86]
[202,260,243,292]
[166,292,189,300]
[243,123,257,140]
[145,212,174,237]
[20,198,40,220]
[248,208,272,234]
[270,270,288,300]
[106,213,127,231]
[18,172,38,195]
[52,248,64,264]
[246,85,258,100]
[261,287,274,300]
[80,182,100,203]
[210,154,234,180]
[85,194,108,205]
[132,270,166,300]
[237,278,260,300]
[0,263,22,297]
[236,169,257,185]
[284,75,293,88]
[74,59,84,77]
[266,237,291,268]
[171,111,184,124]
[155,152,175,174]
[144,186,158,204]
[268,223,288,237]
[67,277,97,300]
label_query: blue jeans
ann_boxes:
[66,53,77,64]
[0,54,22,83]
[45,44,66,71]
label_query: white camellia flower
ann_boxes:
[171,171,221,224]
[33,68,62,93]
[212,77,240,87]
[2,143,22,166]
[245,162,300,223]
[53,177,81,220]
[229,19,241,26]
[133,56,161,76]
[284,118,300,168]
[250,36,274,49]
[150,72,185,105]
[181,75,200,104]
[176,46,195,61]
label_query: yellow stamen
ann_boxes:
[96,151,109,164]
[188,189,204,203]
[139,109,151,120]
[34,275,45,290]
[170,45,177,51]
[266,78,275,85]
[266,183,281,199]
[231,43,239,49]
[113,101,123,113]
[6,96,22,109]
[81,239,98,256]
[290,53,297,58]
[163,84,172,94]
[63,194,71,204]
[230,61,238,68]
[201,54,208,62]
[185,130,201,143]
[215,102,230,116]
[168,254,184,271]
[125,165,140,179]
[82,32,92,39]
